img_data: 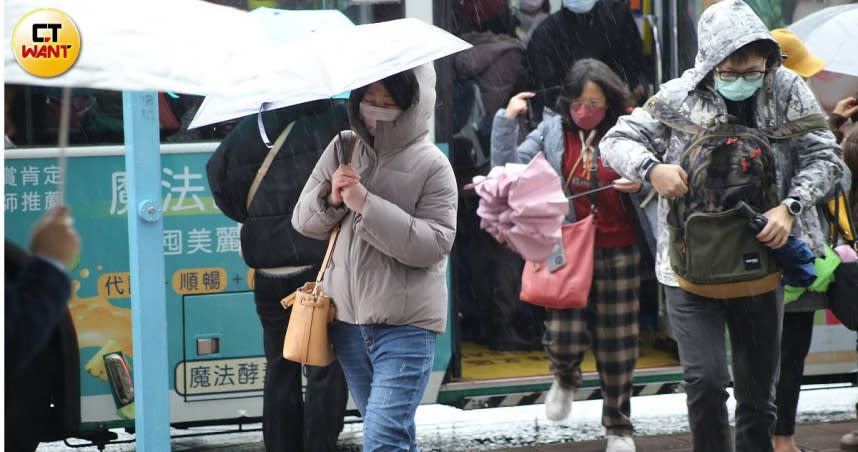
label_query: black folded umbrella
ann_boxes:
[735,201,816,288]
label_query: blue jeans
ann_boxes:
[331,322,436,452]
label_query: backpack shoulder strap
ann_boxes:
[643,97,704,135]
[761,113,829,140]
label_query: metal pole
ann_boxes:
[122,91,170,451]
[404,0,436,142]
[643,15,663,93]
[670,0,680,79]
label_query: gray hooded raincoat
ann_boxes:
[600,0,843,287]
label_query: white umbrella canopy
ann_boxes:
[788,4,858,78]
[4,0,291,95]
[189,7,356,131]
[5,0,298,204]
[190,17,472,129]
[249,7,355,38]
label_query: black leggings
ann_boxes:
[774,310,815,436]
[254,270,348,452]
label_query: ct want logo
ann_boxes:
[12,9,81,78]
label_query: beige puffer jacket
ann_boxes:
[292,64,458,334]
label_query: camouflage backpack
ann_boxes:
[644,97,829,299]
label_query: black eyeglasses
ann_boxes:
[714,69,766,82]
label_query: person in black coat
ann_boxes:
[526,0,646,116]
[5,206,81,451]
[206,99,349,452]
[5,206,79,373]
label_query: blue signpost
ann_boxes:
[122,91,171,451]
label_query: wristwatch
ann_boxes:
[781,197,802,216]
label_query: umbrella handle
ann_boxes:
[566,184,614,200]
[57,87,71,206]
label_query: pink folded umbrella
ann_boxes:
[465,153,569,261]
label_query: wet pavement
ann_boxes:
[39,385,857,451]
[489,420,857,451]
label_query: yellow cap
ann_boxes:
[771,28,826,78]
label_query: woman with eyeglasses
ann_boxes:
[491,58,641,452]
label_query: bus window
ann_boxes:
[1,85,247,148]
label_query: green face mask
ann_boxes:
[715,77,763,102]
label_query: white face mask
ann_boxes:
[562,0,599,13]
[519,0,544,13]
[359,102,402,136]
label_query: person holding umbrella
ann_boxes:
[292,64,458,451]
[492,58,641,452]
[6,206,81,451]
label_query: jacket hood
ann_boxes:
[690,0,780,88]
[348,63,436,153]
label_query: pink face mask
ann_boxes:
[570,105,606,130]
[359,102,402,136]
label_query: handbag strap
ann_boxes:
[314,133,359,283]
[247,121,296,211]
[316,226,340,282]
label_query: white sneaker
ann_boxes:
[605,434,636,452]
[544,380,575,421]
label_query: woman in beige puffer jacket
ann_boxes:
[293,64,457,451]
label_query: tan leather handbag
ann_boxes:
[280,226,340,366]
[280,132,356,366]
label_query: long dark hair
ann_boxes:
[555,58,635,137]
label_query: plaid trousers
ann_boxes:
[543,244,640,435]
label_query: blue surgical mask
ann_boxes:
[562,0,599,13]
[715,77,764,102]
